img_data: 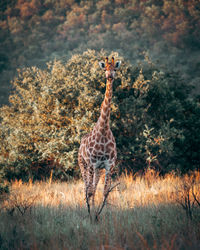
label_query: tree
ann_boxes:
[0,50,199,181]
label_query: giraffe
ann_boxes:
[78,56,121,213]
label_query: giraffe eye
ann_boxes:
[115,61,121,69]
[99,61,105,69]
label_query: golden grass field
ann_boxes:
[0,169,200,249]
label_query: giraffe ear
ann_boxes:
[99,61,105,69]
[115,61,121,69]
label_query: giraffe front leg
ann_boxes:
[85,186,91,215]
[103,170,112,198]
[103,163,115,198]
[95,166,113,221]
[92,168,101,206]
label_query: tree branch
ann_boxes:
[95,182,120,221]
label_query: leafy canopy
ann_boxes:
[0,50,199,181]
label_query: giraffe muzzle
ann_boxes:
[107,76,114,80]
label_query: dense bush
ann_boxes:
[0,50,199,180]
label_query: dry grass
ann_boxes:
[3,169,200,209]
[0,169,200,249]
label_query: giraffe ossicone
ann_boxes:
[78,56,121,213]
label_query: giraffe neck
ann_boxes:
[96,79,113,134]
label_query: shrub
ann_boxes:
[0,50,199,180]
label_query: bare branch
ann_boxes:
[192,186,200,207]
[95,182,120,221]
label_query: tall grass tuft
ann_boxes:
[0,169,200,249]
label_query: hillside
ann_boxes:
[0,0,200,105]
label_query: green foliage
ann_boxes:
[0,49,199,180]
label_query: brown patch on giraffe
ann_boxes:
[99,127,105,134]
[95,144,100,151]
[106,147,112,154]
[83,146,86,156]
[104,98,108,105]
[101,136,106,144]
[111,151,115,158]
[98,151,104,156]
[111,137,115,144]
[105,154,110,159]
[106,142,114,151]
[101,112,106,120]
[103,105,107,114]
[100,144,104,152]
[107,131,112,140]
[96,133,101,143]
[106,91,110,99]
[99,120,104,128]
[91,158,96,163]
[89,141,95,147]
[92,150,98,156]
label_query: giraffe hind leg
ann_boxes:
[86,164,94,200]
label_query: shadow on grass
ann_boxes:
[0,203,200,250]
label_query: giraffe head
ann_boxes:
[99,57,121,81]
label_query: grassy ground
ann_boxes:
[0,170,200,249]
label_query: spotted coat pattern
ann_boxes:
[78,57,121,205]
